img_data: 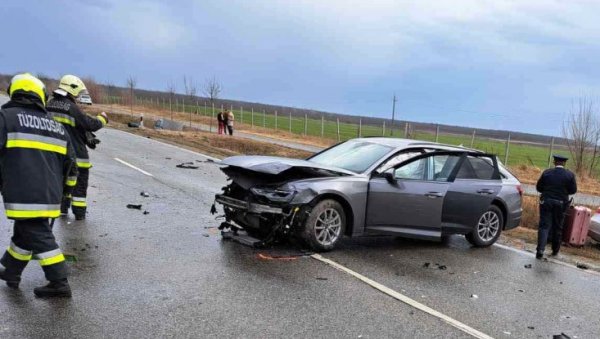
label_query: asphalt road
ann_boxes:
[0,126,597,338]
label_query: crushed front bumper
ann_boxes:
[215,194,284,214]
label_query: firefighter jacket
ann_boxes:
[46,91,106,169]
[0,96,78,219]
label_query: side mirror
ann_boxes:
[383,171,397,184]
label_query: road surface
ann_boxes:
[0,127,598,338]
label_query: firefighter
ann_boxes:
[46,75,108,220]
[535,154,577,259]
[0,73,78,297]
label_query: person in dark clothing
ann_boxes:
[217,111,225,135]
[46,75,108,220]
[0,73,78,297]
[535,154,577,259]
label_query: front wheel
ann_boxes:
[301,199,346,252]
[466,205,503,247]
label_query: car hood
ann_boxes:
[220,155,354,189]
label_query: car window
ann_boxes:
[309,140,394,173]
[394,154,461,181]
[379,151,423,173]
[456,156,496,180]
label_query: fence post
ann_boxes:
[169,98,172,119]
[337,118,341,141]
[275,110,278,130]
[321,116,324,138]
[504,133,511,165]
[547,137,555,168]
[241,106,244,125]
[304,114,308,136]
[208,102,215,133]
[382,121,386,136]
[435,125,440,143]
[358,118,362,137]
[263,110,266,128]
[470,130,476,148]
[204,101,207,117]
[404,123,409,138]
[175,98,178,113]
[183,99,185,114]
[289,112,292,133]
[251,108,254,128]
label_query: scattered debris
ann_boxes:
[202,233,210,237]
[99,233,109,237]
[256,253,302,261]
[409,311,414,315]
[127,122,140,128]
[176,162,199,169]
[165,157,172,160]
[518,289,524,293]
[524,264,532,269]
[127,204,142,210]
[143,211,150,215]
[503,331,511,336]
[553,333,571,339]
[140,191,150,197]
[423,262,430,268]
[527,326,535,330]
[81,248,86,252]
[316,277,328,281]
[576,263,589,270]
[470,294,478,299]
[437,265,447,270]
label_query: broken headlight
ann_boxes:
[250,187,296,203]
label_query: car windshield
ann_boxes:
[309,140,393,173]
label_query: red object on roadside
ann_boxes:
[562,206,592,246]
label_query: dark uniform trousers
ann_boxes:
[1,218,68,281]
[62,167,89,217]
[536,198,566,254]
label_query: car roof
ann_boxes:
[353,137,480,153]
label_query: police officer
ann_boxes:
[0,73,78,297]
[46,75,108,220]
[535,154,577,259]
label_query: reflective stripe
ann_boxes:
[77,158,92,168]
[35,249,65,266]
[7,242,32,261]
[97,115,107,125]
[10,74,46,105]
[72,197,87,207]
[4,203,61,219]
[51,113,76,127]
[6,132,67,155]
[66,176,77,187]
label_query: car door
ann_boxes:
[365,151,463,240]
[442,153,502,234]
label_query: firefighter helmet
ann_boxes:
[58,74,87,98]
[7,73,48,105]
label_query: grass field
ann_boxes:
[109,96,571,172]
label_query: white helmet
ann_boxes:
[58,74,87,98]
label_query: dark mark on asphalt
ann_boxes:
[527,326,535,330]
[316,277,328,281]
[176,162,199,169]
[143,211,150,215]
[140,191,150,197]
[524,264,532,269]
[553,333,571,339]
[127,204,142,210]
[576,263,589,270]
[423,262,430,268]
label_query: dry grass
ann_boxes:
[509,164,600,196]
[520,195,539,230]
[503,227,600,261]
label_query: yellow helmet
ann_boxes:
[7,73,47,105]
[58,74,87,98]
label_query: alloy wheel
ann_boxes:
[314,208,342,246]
[477,211,500,242]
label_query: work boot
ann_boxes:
[0,267,21,289]
[536,252,544,260]
[33,279,72,298]
[551,250,560,256]
[75,214,85,221]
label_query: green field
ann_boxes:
[125,96,568,170]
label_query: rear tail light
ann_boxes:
[516,184,523,197]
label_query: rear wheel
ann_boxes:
[466,205,503,247]
[301,199,346,252]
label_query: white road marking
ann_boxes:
[311,254,494,339]
[114,158,154,177]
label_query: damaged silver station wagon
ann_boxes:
[214,138,523,252]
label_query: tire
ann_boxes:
[466,205,503,247]
[301,199,346,252]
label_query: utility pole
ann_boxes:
[389,94,397,136]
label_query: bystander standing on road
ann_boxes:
[217,111,225,135]
[535,154,577,259]
[226,110,235,136]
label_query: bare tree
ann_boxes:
[126,75,137,116]
[562,97,598,175]
[203,76,221,104]
[82,77,102,103]
[166,82,177,119]
[105,80,116,107]
[183,76,197,126]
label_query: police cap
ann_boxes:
[553,154,569,162]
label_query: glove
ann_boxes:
[98,112,109,124]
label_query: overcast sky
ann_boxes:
[3,0,600,136]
